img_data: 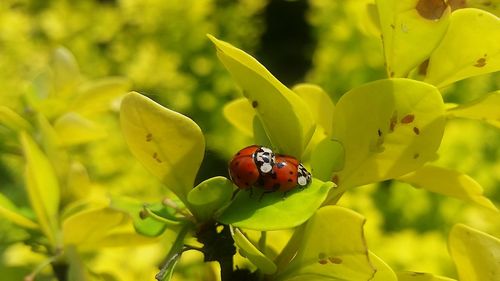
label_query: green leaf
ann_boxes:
[398,165,498,211]
[223,98,255,137]
[397,271,457,281]
[0,193,38,229]
[21,132,60,247]
[217,179,333,231]
[67,246,91,281]
[329,79,445,194]
[187,176,233,222]
[53,112,106,146]
[71,77,131,115]
[253,116,273,148]
[208,35,315,158]
[275,206,375,281]
[311,139,345,182]
[446,90,500,128]
[424,8,500,88]
[376,0,451,77]
[292,84,335,136]
[120,92,205,203]
[231,227,277,274]
[63,208,127,249]
[370,252,397,281]
[0,106,32,132]
[449,224,500,281]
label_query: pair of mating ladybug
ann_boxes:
[229,145,312,194]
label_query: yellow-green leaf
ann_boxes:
[53,112,106,146]
[21,132,60,246]
[71,77,131,115]
[397,271,457,281]
[0,193,38,229]
[223,98,255,136]
[398,165,498,211]
[446,90,500,128]
[449,224,500,281]
[51,47,81,97]
[276,206,375,281]
[63,208,127,250]
[187,176,233,222]
[0,106,32,132]
[120,92,205,203]
[376,0,451,77]
[232,227,277,274]
[370,252,397,281]
[292,84,335,136]
[424,8,500,88]
[209,35,315,158]
[329,79,445,196]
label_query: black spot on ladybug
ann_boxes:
[287,178,293,182]
[289,171,294,175]
[413,127,420,135]
[146,133,153,142]
[252,100,258,108]
[236,152,241,156]
[273,183,281,190]
[234,161,240,166]
[271,173,278,179]
[245,182,250,186]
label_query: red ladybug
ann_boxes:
[260,155,312,193]
[229,145,275,189]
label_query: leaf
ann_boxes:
[446,90,500,128]
[449,224,500,281]
[21,132,60,246]
[376,0,451,77]
[71,77,131,115]
[120,92,205,203]
[329,79,445,194]
[275,206,375,281]
[0,193,38,229]
[67,246,91,281]
[223,98,255,136]
[231,227,277,274]
[187,176,234,222]
[310,139,345,182]
[217,179,333,231]
[53,112,106,146]
[0,106,32,132]
[209,35,315,158]
[398,165,498,211]
[397,271,457,281]
[51,47,81,97]
[63,208,127,249]
[292,84,335,136]
[424,8,500,88]
[370,252,398,281]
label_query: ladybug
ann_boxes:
[260,155,312,193]
[229,145,275,189]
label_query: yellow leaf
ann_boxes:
[397,271,457,281]
[232,227,277,274]
[223,98,255,137]
[53,112,106,146]
[447,90,500,128]
[0,193,38,229]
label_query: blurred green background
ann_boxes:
[0,0,498,280]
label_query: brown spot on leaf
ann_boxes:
[332,174,339,185]
[318,259,328,265]
[389,111,398,132]
[401,114,415,124]
[416,0,448,20]
[146,133,153,142]
[390,24,395,29]
[328,257,343,264]
[152,152,162,163]
[252,100,259,108]
[418,59,430,76]
[413,127,420,135]
[377,129,382,137]
[390,71,395,77]
[413,153,420,159]
[474,57,486,67]
[411,272,426,276]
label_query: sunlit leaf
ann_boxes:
[275,206,375,281]
[187,176,233,222]
[51,47,81,97]
[0,193,38,229]
[71,77,131,115]
[223,98,255,136]
[397,271,457,281]
[231,227,277,274]
[370,252,397,281]
[0,106,32,132]
[217,179,333,231]
[209,35,315,158]
[449,224,500,281]
[63,208,127,249]
[253,116,273,148]
[376,0,451,77]
[329,79,445,197]
[21,132,60,246]
[398,165,498,211]
[292,84,335,136]
[424,8,500,88]
[446,90,500,128]
[120,92,205,203]
[311,139,345,182]
[53,112,106,146]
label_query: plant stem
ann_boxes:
[155,223,192,281]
